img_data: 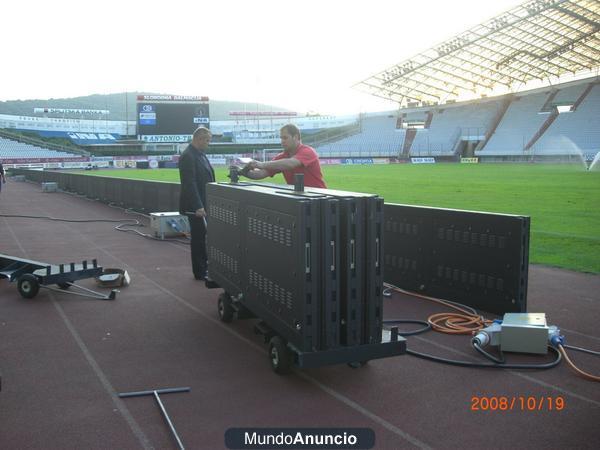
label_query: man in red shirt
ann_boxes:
[242,124,327,188]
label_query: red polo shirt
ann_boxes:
[268,144,327,188]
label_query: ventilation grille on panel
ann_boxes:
[249,269,293,309]
[384,254,417,272]
[209,246,238,274]
[211,204,238,226]
[248,217,292,246]
[385,220,419,235]
[436,265,505,291]
[437,227,506,249]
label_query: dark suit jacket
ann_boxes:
[178,144,215,215]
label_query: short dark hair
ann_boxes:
[193,126,211,139]
[280,123,301,139]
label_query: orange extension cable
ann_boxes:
[385,283,600,382]
[384,284,492,334]
[558,345,600,382]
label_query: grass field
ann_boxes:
[83,164,600,273]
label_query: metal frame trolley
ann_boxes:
[206,181,405,374]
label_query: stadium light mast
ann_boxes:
[125,90,128,136]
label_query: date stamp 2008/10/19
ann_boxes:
[471,396,565,411]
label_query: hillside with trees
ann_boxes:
[0,92,294,121]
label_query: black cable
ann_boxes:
[107,202,151,219]
[1,212,189,245]
[563,344,600,357]
[0,213,140,225]
[405,346,562,370]
[383,319,431,336]
[383,282,479,316]
[472,340,506,364]
[382,318,561,369]
[114,223,189,244]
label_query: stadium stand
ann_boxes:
[350,0,599,161]
[308,76,599,160]
[0,136,77,159]
[315,114,405,157]
[533,83,600,156]
[409,100,500,156]
[481,92,550,155]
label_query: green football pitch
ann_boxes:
[83,164,600,274]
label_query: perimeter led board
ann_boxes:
[384,203,530,315]
[136,95,209,143]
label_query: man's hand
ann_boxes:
[247,160,264,170]
[195,208,206,218]
[229,165,250,177]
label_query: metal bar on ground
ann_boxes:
[154,390,186,450]
[118,387,190,450]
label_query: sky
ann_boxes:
[1,0,525,115]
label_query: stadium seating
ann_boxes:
[0,137,76,159]
[311,79,599,160]
[315,114,405,157]
[410,101,499,156]
[551,83,588,105]
[480,92,550,155]
[533,84,600,155]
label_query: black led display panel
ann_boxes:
[207,182,386,353]
[384,203,530,315]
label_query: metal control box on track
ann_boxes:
[206,182,404,373]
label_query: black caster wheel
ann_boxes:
[347,361,369,369]
[217,292,234,323]
[237,304,255,320]
[17,274,40,299]
[269,336,292,375]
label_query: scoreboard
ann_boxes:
[136,95,209,143]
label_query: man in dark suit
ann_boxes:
[0,160,6,195]
[178,127,215,280]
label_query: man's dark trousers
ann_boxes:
[189,216,208,279]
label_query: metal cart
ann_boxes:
[214,289,406,374]
[0,253,115,300]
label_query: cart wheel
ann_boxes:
[17,274,40,299]
[237,304,255,320]
[217,293,234,323]
[57,282,71,290]
[348,361,369,369]
[269,336,292,375]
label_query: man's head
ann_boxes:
[192,127,211,151]
[280,124,301,153]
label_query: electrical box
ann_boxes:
[149,212,190,239]
[500,313,549,354]
[42,182,58,192]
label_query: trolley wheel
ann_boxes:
[236,304,255,320]
[17,274,40,299]
[348,361,369,369]
[217,292,234,323]
[269,336,292,375]
[57,282,71,290]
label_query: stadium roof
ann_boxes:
[354,0,600,107]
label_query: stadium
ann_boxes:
[1,0,599,449]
